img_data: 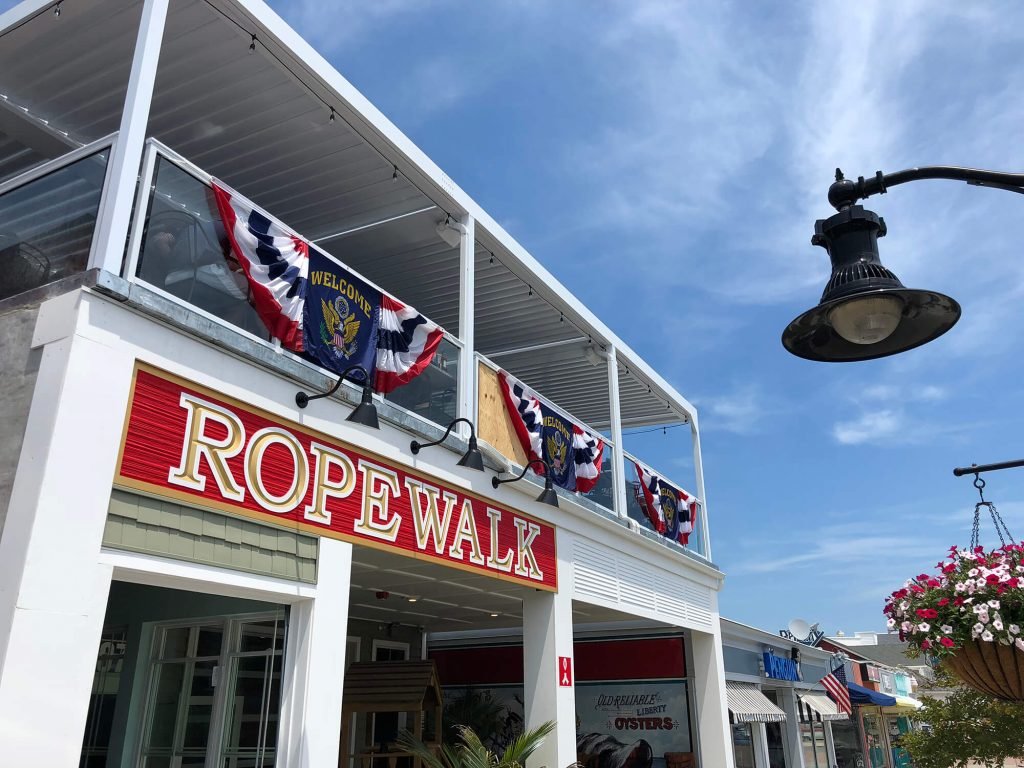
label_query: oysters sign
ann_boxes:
[115,364,557,589]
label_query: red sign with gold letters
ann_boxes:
[115,364,557,589]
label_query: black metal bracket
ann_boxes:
[295,364,371,408]
[953,459,1024,477]
[492,458,552,489]
[829,166,1024,211]
[411,417,476,454]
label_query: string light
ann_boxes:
[249,34,256,53]
[329,108,336,123]
[392,164,398,180]
[53,3,61,17]
[528,286,533,297]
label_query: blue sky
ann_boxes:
[257,0,1024,636]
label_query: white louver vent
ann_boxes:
[572,538,714,631]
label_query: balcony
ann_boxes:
[0,0,712,565]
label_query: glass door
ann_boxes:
[138,613,284,768]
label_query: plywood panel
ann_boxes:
[477,363,527,466]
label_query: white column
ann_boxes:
[278,537,353,767]
[753,721,770,768]
[690,625,735,768]
[824,721,837,768]
[690,416,712,560]
[457,215,476,434]
[0,302,135,765]
[89,0,169,272]
[777,689,805,768]
[522,543,576,768]
[606,347,628,517]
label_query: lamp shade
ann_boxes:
[345,385,380,429]
[782,206,960,362]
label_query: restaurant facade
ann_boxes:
[0,1,734,766]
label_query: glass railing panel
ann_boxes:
[136,155,268,338]
[134,150,459,431]
[580,451,614,512]
[383,335,459,426]
[0,149,109,301]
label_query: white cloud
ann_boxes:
[698,385,765,435]
[832,409,903,446]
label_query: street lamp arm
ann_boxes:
[828,166,1024,211]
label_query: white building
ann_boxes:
[0,1,734,766]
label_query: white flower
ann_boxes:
[942,625,953,634]
[918,623,931,632]
[886,618,896,628]
[955,582,968,592]
[973,623,985,634]
[974,604,986,614]
[979,613,990,624]
[994,620,1005,631]
[969,568,980,577]
[901,621,913,632]
[1017,638,1024,652]
[982,630,995,642]
[964,597,975,603]
[1010,625,1020,635]
[988,600,1001,609]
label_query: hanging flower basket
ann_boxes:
[884,544,1024,701]
[944,638,1024,700]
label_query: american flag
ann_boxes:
[821,662,852,715]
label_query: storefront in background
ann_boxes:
[430,634,696,768]
[721,620,849,768]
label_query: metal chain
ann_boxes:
[969,473,1015,549]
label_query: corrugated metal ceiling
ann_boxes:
[0,0,690,431]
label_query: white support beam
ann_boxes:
[690,624,736,768]
[457,214,476,435]
[88,0,169,273]
[607,347,628,518]
[691,415,712,560]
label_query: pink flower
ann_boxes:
[937,598,950,606]
[921,639,932,650]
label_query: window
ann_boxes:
[731,722,756,768]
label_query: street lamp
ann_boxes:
[782,166,1024,362]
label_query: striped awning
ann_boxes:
[726,682,787,723]
[799,693,850,722]
[883,695,924,712]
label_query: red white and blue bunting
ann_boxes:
[633,461,698,546]
[213,181,443,393]
[498,371,605,493]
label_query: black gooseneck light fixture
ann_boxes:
[295,364,379,429]
[492,458,559,508]
[410,417,485,471]
[783,166,1024,362]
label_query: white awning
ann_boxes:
[883,695,924,712]
[727,682,787,723]
[800,692,850,721]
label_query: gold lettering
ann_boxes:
[245,427,308,513]
[514,517,544,581]
[304,441,356,525]
[167,393,245,501]
[406,478,457,554]
[448,498,485,565]
[486,507,515,572]
[355,460,401,542]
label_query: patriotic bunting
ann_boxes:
[633,461,699,546]
[212,182,308,351]
[213,181,443,394]
[572,426,605,493]
[498,371,605,493]
[375,295,445,394]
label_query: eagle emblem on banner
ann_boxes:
[546,430,569,474]
[320,295,362,358]
[660,486,678,530]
